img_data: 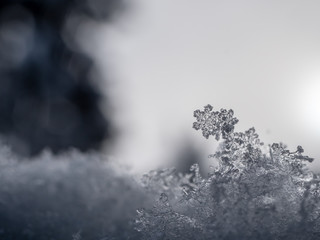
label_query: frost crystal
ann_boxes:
[193,104,238,140]
[135,105,320,240]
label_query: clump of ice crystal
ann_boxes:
[135,105,319,240]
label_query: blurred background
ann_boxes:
[0,0,126,156]
[1,0,320,174]
[97,0,320,173]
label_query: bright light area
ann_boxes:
[298,73,320,133]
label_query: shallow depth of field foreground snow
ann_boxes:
[0,146,150,240]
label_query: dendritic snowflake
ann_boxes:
[193,104,239,140]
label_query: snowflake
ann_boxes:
[193,104,239,140]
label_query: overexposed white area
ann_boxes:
[83,0,320,173]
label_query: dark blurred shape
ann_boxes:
[0,0,124,155]
[173,140,207,176]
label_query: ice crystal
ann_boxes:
[135,105,320,240]
[193,104,239,140]
[135,193,203,240]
